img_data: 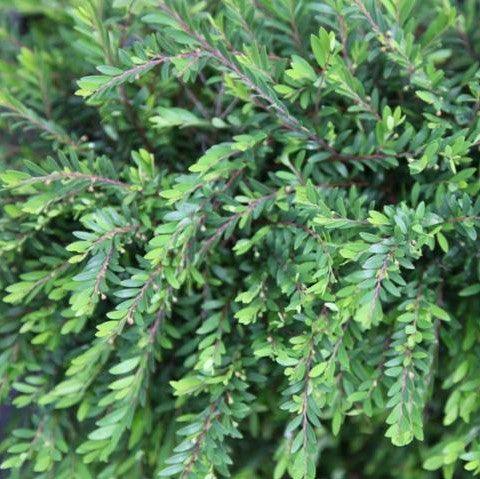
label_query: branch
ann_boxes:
[0,90,81,149]
[15,172,134,190]
[92,51,204,97]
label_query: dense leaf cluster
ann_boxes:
[1,0,480,478]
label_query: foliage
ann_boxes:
[1,0,480,478]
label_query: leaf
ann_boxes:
[311,34,326,68]
[159,464,184,477]
[459,284,480,297]
[109,357,141,375]
[415,90,436,105]
[429,304,450,322]
[88,425,116,440]
[368,210,390,226]
[423,455,444,471]
[170,376,204,396]
[0,169,31,186]
[150,107,205,129]
[287,55,317,82]
[142,12,180,27]
[309,362,327,378]
[189,143,233,173]
[436,232,449,253]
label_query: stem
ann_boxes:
[17,171,133,190]
[94,51,203,97]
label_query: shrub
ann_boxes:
[1,0,480,477]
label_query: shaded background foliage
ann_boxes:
[1,0,480,478]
